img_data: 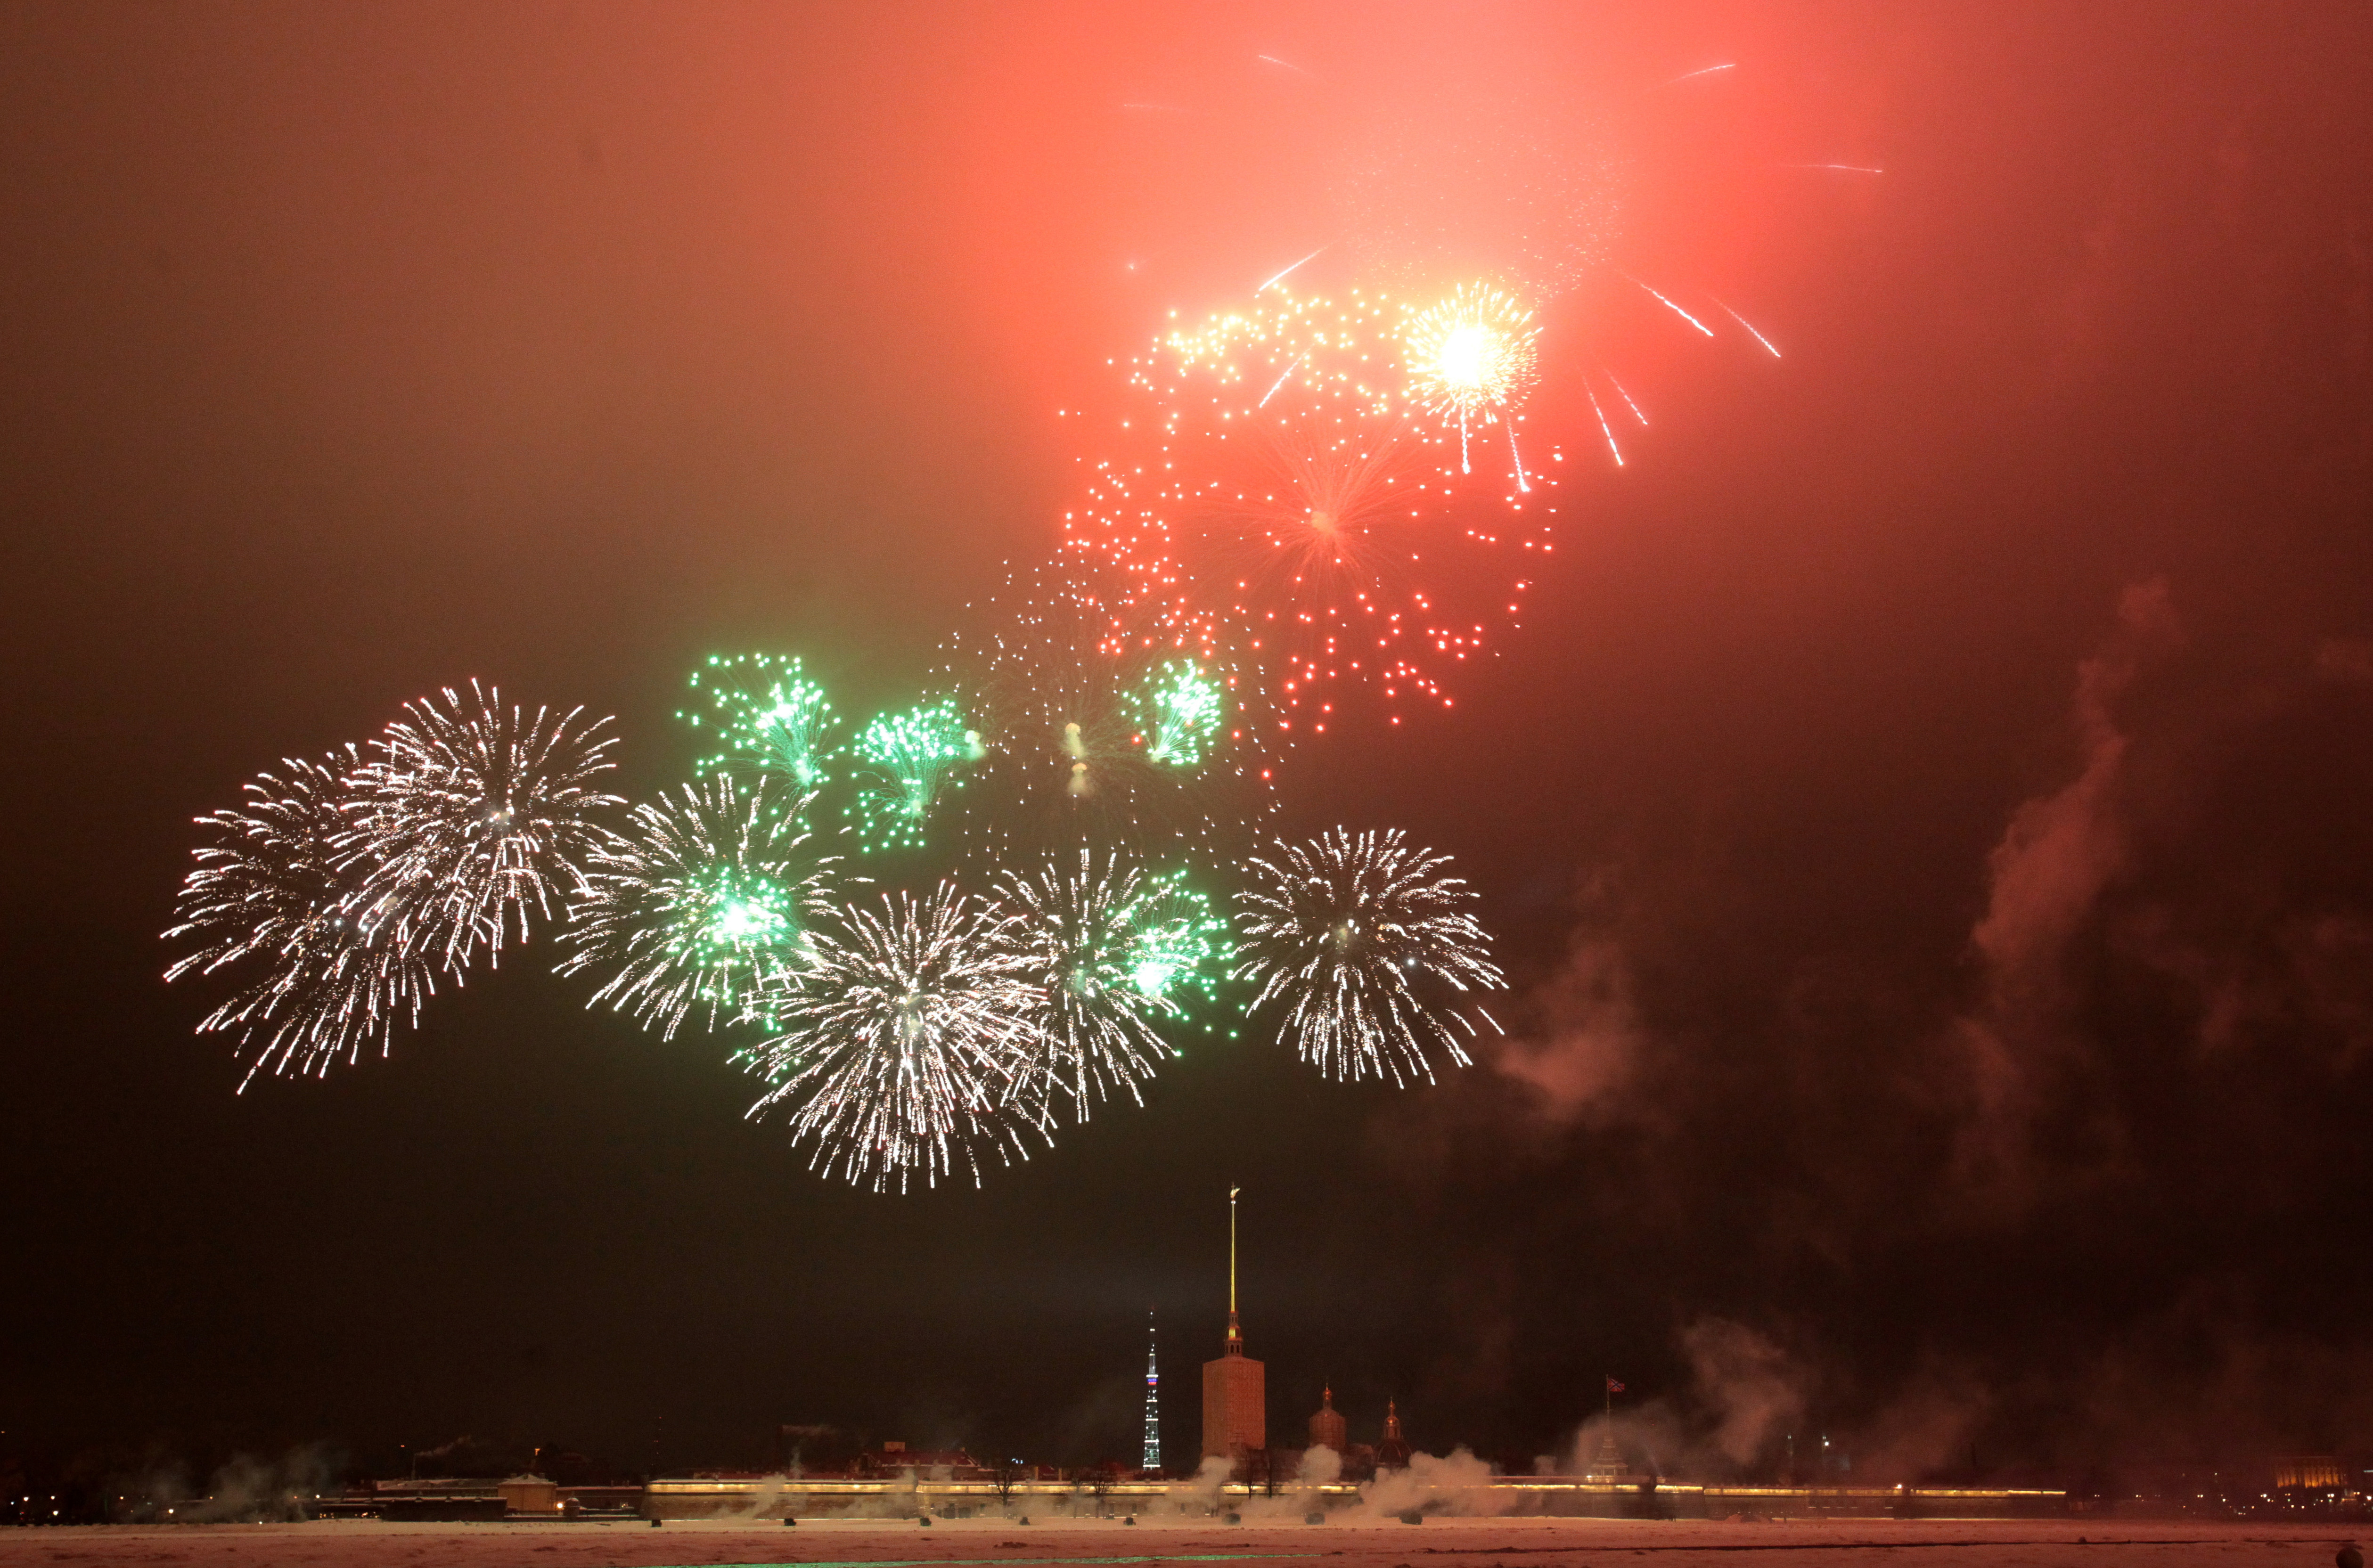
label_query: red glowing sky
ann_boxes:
[6,0,2373,1481]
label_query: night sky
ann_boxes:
[8,1,2373,1487]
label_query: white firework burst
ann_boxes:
[164,749,439,1087]
[996,849,1231,1121]
[1235,827,1504,1085]
[345,681,622,969]
[740,884,1045,1192]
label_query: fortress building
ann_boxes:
[1202,1187,1266,1462]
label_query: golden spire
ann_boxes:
[1227,1186,1243,1352]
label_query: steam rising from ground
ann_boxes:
[1385,578,2373,1473]
[118,1446,336,1523]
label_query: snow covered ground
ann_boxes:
[0,1515,2360,1568]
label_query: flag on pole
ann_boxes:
[1605,1376,1626,1393]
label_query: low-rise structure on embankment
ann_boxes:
[641,1473,2068,1521]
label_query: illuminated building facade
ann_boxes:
[2275,1455,2344,1490]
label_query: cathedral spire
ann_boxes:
[1225,1185,1243,1355]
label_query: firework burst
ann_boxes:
[842,697,982,854]
[1401,282,1544,483]
[1235,827,1504,1086]
[558,774,841,1039]
[939,565,1266,859]
[1062,288,1554,727]
[997,850,1233,1120]
[1128,658,1226,769]
[164,749,439,1087]
[344,683,623,968]
[740,884,1044,1192]
[680,653,839,788]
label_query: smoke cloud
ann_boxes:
[1389,577,2373,1474]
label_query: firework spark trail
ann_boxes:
[558,775,840,1040]
[1254,53,1312,75]
[1713,300,1783,358]
[1258,356,1303,408]
[1656,61,1737,88]
[1127,658,1226,768]
[996,850,1231,1121]
[680,653,838,786]
[1257,247,1328,295]
[165,749,439,1088]
[1784,163,1884,174]
[1235,827,1505,1086]
[1628,277,1716,337]
[1605,371,1649,425]
[740,884,1045,1192]
[1585,385,1624,467]
[345,683,622,972]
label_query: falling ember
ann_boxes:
[1715,299,1783,357]
[1258,356,1303,407]
[1628,277,1716,337]
[1586,386,1624,466]
[1654,61,1737,88]
[1605,372,1649,425]
[1256,246,1327,294]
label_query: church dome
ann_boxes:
[1309,1386,1348,1453]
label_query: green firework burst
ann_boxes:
[558,775,838,1039]
[999,852,1236,1122]
[680,653,839,788]
[1118,865,1233,1012]
[1126,659,1225,771]
[843,697,981,853]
